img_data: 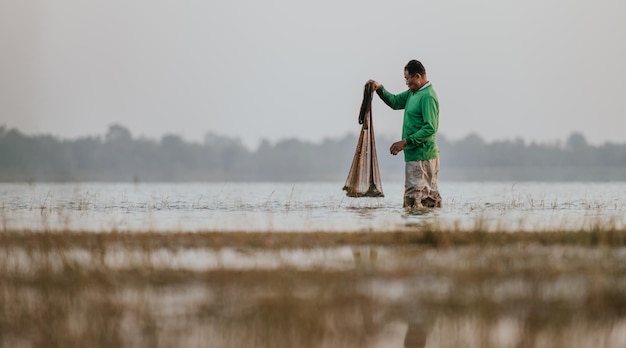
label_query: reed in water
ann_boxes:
[2,227,626,347]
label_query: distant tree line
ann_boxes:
[1,124,626,182]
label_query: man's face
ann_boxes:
[404,70,420,92]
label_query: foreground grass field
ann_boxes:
[2,229,626,347]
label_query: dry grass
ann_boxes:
[3,227,626,249]
[2,229,626,347]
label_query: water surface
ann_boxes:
[3,182,626,347]
[1,181,625,232]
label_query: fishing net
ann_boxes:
[342,82,384,197]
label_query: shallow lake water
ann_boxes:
[3,235,626,348]
[3,182,626,347]
[1,181,625,232]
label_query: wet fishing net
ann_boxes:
[342,82,384,197]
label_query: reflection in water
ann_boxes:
[403,321,429,347]
[403,207,439,217]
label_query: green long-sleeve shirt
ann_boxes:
[376,84,440,162]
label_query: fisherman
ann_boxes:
[369,59,442,209]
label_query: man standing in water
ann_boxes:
[369,59,442,209]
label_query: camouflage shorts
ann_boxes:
[404,158,442,209]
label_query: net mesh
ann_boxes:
[342,82,384,197]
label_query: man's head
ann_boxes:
[404,60,427,92]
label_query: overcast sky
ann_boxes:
[1,0,625,149]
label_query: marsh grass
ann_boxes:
[3,228,626,249]
[2,229,626,347]
[3,183,626,346]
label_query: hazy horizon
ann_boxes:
[0,122,604,150]
[2,0,625,149]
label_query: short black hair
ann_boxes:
[405,60,426,76]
